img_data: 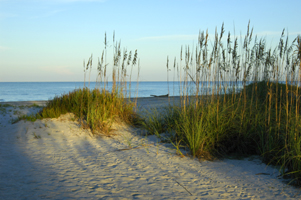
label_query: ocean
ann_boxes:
[0,81,247,102]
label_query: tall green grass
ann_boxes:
[142,22,301,185]
[34,33,141,135]
[38,87,139,134]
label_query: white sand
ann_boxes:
[0,99,300,199]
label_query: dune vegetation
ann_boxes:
[15,22,301,185]
[142,22,301,185]
[17,32,141,135]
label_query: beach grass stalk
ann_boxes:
[142,22,301,185]
[20,33,141,135]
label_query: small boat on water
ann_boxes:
[150,94,169,97]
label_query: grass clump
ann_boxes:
[18,32,141,135]
[33,132,41,139]
[0,104,13,115]
[0,104,12,108]
[0,107,7,115]
[18,103,42,109]
[38,87,139,134]
[12,114,38,124]
[142,22,301,185]
[45,33,140,134]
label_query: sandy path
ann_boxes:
[0,100,300,199]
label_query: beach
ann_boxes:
[0,97,300,199]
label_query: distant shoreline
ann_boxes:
[0,94,217,107]
[0,96,181,107]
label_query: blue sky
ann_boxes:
[0,0,300,82]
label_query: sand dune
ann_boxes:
[0,99,300,199]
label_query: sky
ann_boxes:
[0,0,301,82]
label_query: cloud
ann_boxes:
[137,34,198,41]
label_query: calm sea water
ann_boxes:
[0,81,246,102]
